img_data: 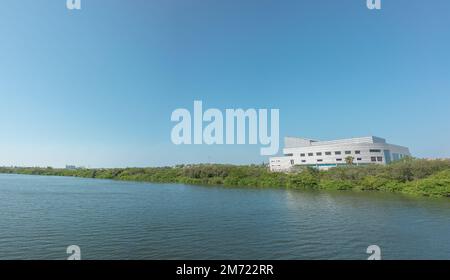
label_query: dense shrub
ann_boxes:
[402,170,450,197]
[1,158,449,198]
[288,168,319,189]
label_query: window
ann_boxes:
[345,151,351,155]
[393,153,399,161]
[355,150,361,154]
[325,152,331,155]
[371,157,377,162]
[301,160,306,163]
[377,157,383,162]
[290,160,294,165]
[300,153,305,157]
[285,153,293,156]
[336,158,342,161]
[370,149,381,153]
[316,152,322,156]
[308,153,313,156]
[335,151,341,155]
[317,159,323,162]
[357,158,362,161]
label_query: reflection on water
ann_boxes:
[0,174,449,260]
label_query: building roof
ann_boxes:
[284,136,386,148]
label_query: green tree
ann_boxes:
[345,156,354,165]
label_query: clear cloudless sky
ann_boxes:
[0,0,449,168]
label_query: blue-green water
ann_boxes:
[0,174,449,260]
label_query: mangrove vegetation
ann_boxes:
[0,158,449,198]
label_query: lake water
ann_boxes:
[0,174,449,260]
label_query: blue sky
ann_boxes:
[0,0,449,168]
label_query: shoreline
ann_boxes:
[1,158,449,198]
[3,172,450,203]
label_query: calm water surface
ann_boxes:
[0,174,449,260]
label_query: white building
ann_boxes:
[270,136,411,172]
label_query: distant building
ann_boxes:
[65,165,78,170]
[270,136,411,172]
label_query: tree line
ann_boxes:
[0,157,449,197]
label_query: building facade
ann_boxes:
[270,136,411,172]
